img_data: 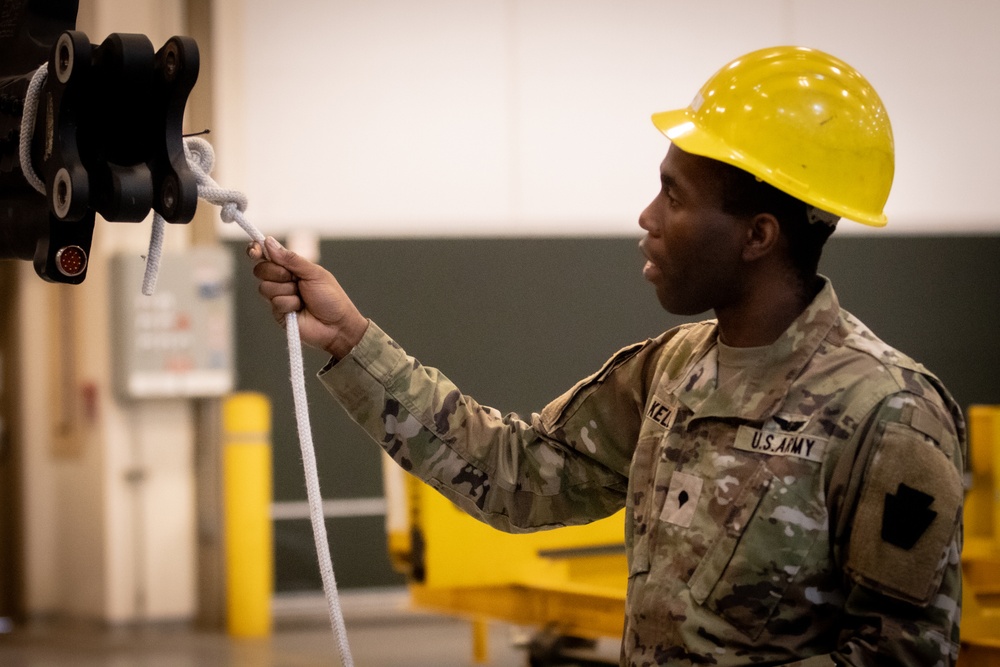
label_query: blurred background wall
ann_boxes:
[213,0,1000,237]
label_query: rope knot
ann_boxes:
[183,136,215,179]
[220,201,241,223]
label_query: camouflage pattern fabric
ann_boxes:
[319,279,966,666]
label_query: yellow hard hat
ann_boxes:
[652,46,893,226]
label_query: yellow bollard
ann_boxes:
[965,406,998,540]
[472,617,490,664]
[960,405,1000,659]
[991,407,1000,544]
[222,392,274,637]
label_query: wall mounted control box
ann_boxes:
[111,246,234,399]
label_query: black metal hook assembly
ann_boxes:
[0,0,200,284]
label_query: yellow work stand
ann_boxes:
[959,406,1000,665]
[387,472,626,664]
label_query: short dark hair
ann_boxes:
[710,160,835,280]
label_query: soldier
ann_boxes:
[251,46,966,666]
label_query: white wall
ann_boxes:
[211,0,1000,238]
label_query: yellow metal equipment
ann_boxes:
[959,405,1000,664]
[390,404,1000,663]
[222,392,274,638]
[388,468,627,660]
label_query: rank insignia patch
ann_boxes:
[660,471,703,528]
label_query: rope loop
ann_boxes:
[19,65,49,195]
[183,136,216,176]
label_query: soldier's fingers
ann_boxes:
[258,279,300,301]
[253,260,296,283]
[270,294,302,319]
[246,241,264,261]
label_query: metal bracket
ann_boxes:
[0,0,200,284]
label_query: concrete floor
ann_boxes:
[0,618,525,667]
[0,589,521,667]
[0,589,621,667]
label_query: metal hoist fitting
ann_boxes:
[0,0,200,284]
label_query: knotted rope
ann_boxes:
[164,137,354,667]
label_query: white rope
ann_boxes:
[19,65,48,195]
[18,70,354,667]
[142,138,259,296]
[285,311,354,667]
[174,136,355,667]
[142,212,166,295]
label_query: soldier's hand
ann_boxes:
[249,237,369,359]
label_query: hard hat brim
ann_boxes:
[651,109,888,227]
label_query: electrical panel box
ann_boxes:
[111,246,234,399]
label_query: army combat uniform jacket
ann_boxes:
[319,279,966,666]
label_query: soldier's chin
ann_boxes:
[657,290,710,317]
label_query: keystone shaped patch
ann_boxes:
[881,483,937,550]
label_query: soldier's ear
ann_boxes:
[741,213,781,262]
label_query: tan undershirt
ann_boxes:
[716,339,772,388]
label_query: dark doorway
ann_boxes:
[0,261,23,624]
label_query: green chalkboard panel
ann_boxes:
[820,236,1000,409]
[274,517,405,592]
[229,234,1000,591]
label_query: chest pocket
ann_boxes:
[626,433,664,579]
[688,454,826,639]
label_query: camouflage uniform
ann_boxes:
[319,279,966,666]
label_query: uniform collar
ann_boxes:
[666,277,840,423]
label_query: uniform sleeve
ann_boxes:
[818,390,967,666]
[318,320,666,533]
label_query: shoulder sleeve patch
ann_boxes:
[845,421,963,605]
